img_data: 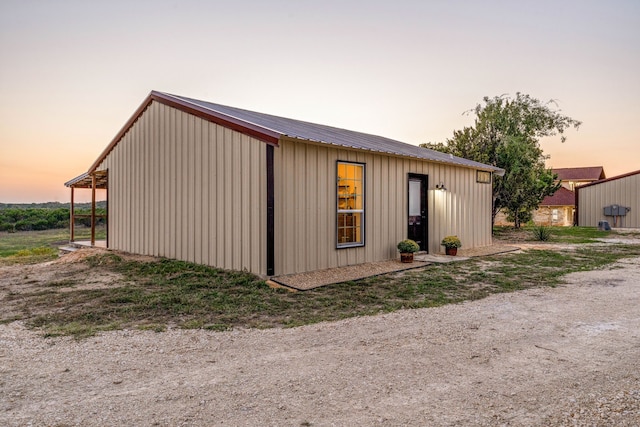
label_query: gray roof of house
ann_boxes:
[163,92,503,174]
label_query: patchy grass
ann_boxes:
[0,227,106,265]
[3,242,640,339]
[494,225,612,244]
[14,246,58,257]
[0,229,69,258]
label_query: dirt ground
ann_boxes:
[1,242,639,426]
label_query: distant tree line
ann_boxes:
[0,201,106,210]
[0,206,106,232]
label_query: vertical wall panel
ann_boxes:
[96,102,493,277]
[274,138,494,275]
[200,123,209,264]
[188,115,197,263]
[207,122,217,267]
[215,126,225,268]
[578,173,640,228]
[169,107,177,259]
[150,103,158,255]
[159,104,167,257]
[180,113,189,261]
[96,101,267,275]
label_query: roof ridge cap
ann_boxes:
[157,92,285,136]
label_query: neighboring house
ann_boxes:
[577,170,640,229]
[532,187,576,226]
[65,91,503,277]
[553,166,606,191]
[495,166,606,227]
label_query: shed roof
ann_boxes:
[576,169,640,190]
[540,186,575,206]
[552,167,605,181]
[87,91,504,175]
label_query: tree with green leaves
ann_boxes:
[494,137,561,228]
[422,93,581,228]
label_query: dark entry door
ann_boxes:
[408,174,428,251]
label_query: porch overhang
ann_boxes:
[64,170,108,189]
[64,170,108,247]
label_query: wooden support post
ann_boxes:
[105,182,109,248]
[91,174,96,246]
[70,187,75,242]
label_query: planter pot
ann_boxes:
[400,252,414,263]
[445,247,458,256]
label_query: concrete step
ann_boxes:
[58,245,80,255]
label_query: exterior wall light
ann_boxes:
[435,182,447,191]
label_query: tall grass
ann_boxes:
[531,225,552,241]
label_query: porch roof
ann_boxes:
[64,170,108,189]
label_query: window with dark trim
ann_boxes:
[477,170,492,183]
[337,162,364,247]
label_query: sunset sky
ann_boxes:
[1,0,638,203]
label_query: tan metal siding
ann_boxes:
[578,173,640,228]
[95,104,493,277]
[97,101,267,275]
[274,138,494,275]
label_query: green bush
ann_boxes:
[532,225,552,241]
[441,235,462,249]
[397,239,420,253]
[0,207,106,231]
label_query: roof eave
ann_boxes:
[87,91,282,174]
[64,172,90,187]
[577,169,640,189]
[64,170,108,188]
[282,135,504,174]
[153,91,282,145]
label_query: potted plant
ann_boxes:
[397,239,420,263]
[441,235,462,256]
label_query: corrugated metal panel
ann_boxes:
[578,172,640,228]
[92,99,494,277]
[160,92,503,174]
[97,101,267,274]
[274,138,493,275]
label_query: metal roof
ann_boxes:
[540,186,575,206]
[81,91,504,177]
[577,169,640,189]
[552,167,605,181]
[64,171,108,188]
[160,92,504,174]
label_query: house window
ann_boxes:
[337,162,364,247]
[552,209,558,221]
[477,170,491,183]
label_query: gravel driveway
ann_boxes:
[1,255,639,426]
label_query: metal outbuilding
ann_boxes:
[65,91,504,276]
[576,169,640,229]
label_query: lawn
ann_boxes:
[3,233,640,338]
[0,226,105,262]
[493,225,614,244]
[0,229,68,259]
